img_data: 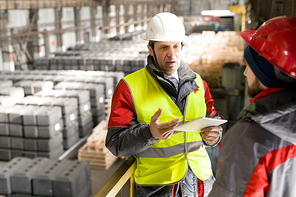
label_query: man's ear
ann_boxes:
[147,44,154,56]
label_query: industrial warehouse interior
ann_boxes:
[0,0,295,197]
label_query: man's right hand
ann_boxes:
[149,108,179,140]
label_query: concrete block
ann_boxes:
[0,136,10,148]
[0,87,24,98]
[63,131,79,150]
[11,149,24,158]
[32,159,72,196]
[77,179,92,197]
[53,97,78,115]
[53,160,91,197]
[78,111,92,127]
[10,157,50,194]
[36,106,62,126]
[65,90,89,104]
[11,137,24,150]
[62,121,79,138]
[90,97,105,110]
[78,101,91,115]
[91,108,105,117]
[0,106,9,123]
[84,83,104,98]
[79,120,93,137]
[63,110,78,126]
[0,157,32,195]
[37,144,63,159]
[24,139,38,151]
[24,151,38,159]
[0,148,11,161]
[22,106,39,126]
[38,118,63,139]
[23,126,38,138]
[0,123,9,136]
[85,77,114,98]
[37,132,63,152]
[9,124,23,137]
[7,105,24,124]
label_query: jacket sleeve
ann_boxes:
[203,80,221,118]
[202,80,223,147]
[106,80,157,157]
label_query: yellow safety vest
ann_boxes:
[123,68,212,185]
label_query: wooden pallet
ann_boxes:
[78,143,117,170]
[78,119,118,170]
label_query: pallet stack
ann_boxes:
[78,119,117,170]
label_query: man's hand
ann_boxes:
[149,108,179,140]
[200,126,221,145]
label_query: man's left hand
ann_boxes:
[200,126,221,145]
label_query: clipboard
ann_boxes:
[174,117,227,132]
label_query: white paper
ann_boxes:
[174,117,228,132]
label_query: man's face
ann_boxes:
[148,41,182,76]
[244,64,266,98]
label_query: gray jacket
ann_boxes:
[209,90,296,197]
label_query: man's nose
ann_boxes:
[167,46,174,57]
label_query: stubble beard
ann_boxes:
[247,77,264,98]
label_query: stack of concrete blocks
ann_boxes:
[35,89,93,138]
[34,40,148,75]
[16,96,79,150]
[54,82,105,126]
[0,157,92,197]
[0,104,64,161]
[13,80,54,96]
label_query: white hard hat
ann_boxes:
[143,12,186,42]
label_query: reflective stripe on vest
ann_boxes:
[123,68,212,185]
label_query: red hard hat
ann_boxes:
[241,16,296,79]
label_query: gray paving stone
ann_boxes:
[0,106,9,123]
[0,148,11,161]
[32,159,72,196]
[10,157,50,194]
[36,106,62,126]
[0,137,11,148]
[79,120,93,137]
[53,160,91,197]
[37,118,63,139]
[23,139,38,151]
[63,109,78,126]
[10,137,24,150]
[11,149,24,158]
[78,111,92,127]
[37,132,63,151]
[37,144,64,159]
[0,123,9,135]
[23,126,38,138]
[0,157,31,195]
[62,121,78,138]
[63,131,79,150]
[9,124,23,137]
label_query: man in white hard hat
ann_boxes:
[106,12,222,197]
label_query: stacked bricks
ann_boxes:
[35,89,93,137]
[0,104,64,160]
[0,157,92,197]
[34,40,148,75]
[16,96,80,150]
